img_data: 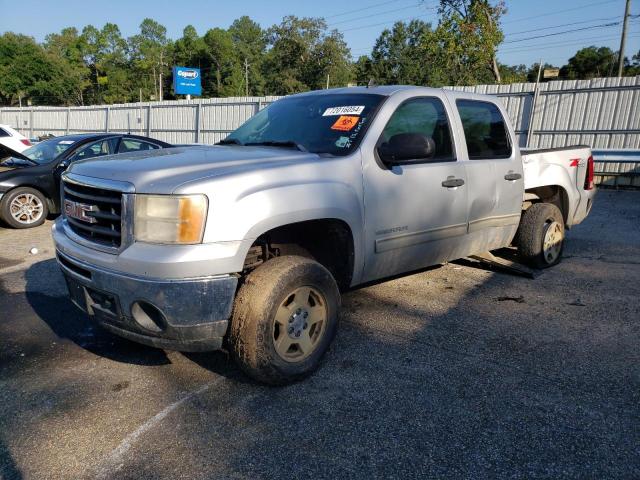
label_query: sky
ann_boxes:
[0,0,638,68]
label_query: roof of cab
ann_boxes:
[291,85,441,98]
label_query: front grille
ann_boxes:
[63,181,123,248]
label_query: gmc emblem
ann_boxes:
[64,199,97,224]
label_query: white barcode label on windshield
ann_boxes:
[322,106,365,116]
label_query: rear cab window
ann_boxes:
[456,99,512,160]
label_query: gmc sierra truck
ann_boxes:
[52,86,596,384]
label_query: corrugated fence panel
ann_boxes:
[108,105,149,134]
[444,76,640,151]
[68,107,108,133]
[0,78,637,166]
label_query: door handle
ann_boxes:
[504,172,522,181]
[441,177,465,188]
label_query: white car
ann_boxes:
[0,124,31,153]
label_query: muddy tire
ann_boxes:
[0,187,49,229]
[518,203,565,268]
[229,255,341,385]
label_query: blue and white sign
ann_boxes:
[173,66,202,96]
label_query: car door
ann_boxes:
[361,95,469,282]
[53,138,119,199]
[452,97,524,254]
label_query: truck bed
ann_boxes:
[521,145,595,227]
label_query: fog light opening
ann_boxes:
[131,301,166,333]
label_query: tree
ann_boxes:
[128,19,171,100]
[353,55,373,85]
[44,27,90,103]
[422,0,505,86]
[0,33,82,105]
[263,16,352,94]
[560,47,617,80]
[203,28,243,97]
[369,20,433,85]
[229,16,266,95]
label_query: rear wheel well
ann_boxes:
[523,185,569,225]
[242,219,355,291]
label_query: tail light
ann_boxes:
[20,139,31,146]
[584,155,594,190]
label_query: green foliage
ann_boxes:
[2,8,639,106]
[0,33,84,105]
[263,16,351,94]
[422,0,505,86]
[560,46,617,79]
[369,20,433,86]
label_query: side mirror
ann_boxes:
[58,158,71,170]
[377,133,436,165]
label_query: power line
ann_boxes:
[503,16,622,37]
[324,0,413,19]
[499,33,640,54]
[503,20,627,44]
[502,0,621,24]
[341,13,434,33]
[328,3,425,27]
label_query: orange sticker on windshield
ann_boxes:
[331,116,359,131]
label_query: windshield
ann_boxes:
[224,93,385,156]
[22,138,76,164]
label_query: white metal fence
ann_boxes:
[1,76,639,150]
[447,76,640,150]
[0,96,281,145]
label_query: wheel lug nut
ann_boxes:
[288,327,294,334]
[303,323,308,329]
[303,312,308,318]
[295,331,301,337]
[296,308,301,314]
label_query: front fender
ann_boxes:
[203,179,364,283]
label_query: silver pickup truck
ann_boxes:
[52,86,596,384]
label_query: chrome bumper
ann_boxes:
[56,250,238,352]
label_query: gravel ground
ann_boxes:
[0,190,639,480]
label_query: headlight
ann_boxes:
[134,194,208,244]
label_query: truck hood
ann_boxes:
[66,145,323,193]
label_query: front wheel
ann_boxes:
[518,203,565,268]
[0,187,49,229]
[229,256,341,385]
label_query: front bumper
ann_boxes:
[56,250,238,352]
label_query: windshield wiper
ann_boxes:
[217,138,243,146]
[245,140,307,152]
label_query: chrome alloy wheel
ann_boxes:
[542,220,563,264]
[273,286,328,362]
[10,193,44,225]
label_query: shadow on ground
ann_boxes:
[0,191,638,479]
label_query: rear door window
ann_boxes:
[118,138,161,153]
[456,100,512,160]
[69,139,117,161]
[0,128,9,137]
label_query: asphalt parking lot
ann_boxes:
[1,190,639,479]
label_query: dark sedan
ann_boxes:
[0,134,171,228]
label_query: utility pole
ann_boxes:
[617,0,632,77]
[244,58,249,97]
[159,60,163,102]
[326,74,330,89]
